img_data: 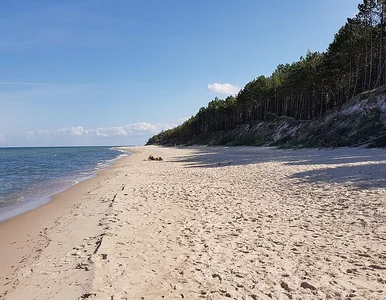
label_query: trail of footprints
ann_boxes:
[74,155,385,300]
[69,191,123,283]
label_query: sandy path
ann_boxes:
[1,146,385,300]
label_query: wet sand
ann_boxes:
[1,146,385,300]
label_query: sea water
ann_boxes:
[0,146,128,222]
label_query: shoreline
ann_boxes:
[0,147,130,224]
[1,146,385,299]
[0,148,133,299]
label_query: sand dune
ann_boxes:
[1,146,385,299]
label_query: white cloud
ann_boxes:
[0,81,42,85]
[176,117,189,123]
[208,83,240,95]
[93,127,128,137]
[0,133,4,143]
[25,130,52,141]
[58,126,89,136]
[24,122,182,141]
[125,122,157,134]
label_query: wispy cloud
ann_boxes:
[0,81,52,97]
[208,83,240,95]
[25,122,179,141]
[0,81,45,86]
[0,133,4,143]
[176,117,189,123]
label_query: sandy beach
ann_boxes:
[0,146,385,300]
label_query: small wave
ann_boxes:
[0,147,132,223]
[112,147,132,154]
[79,171,92,175]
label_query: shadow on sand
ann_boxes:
[171,146,386,189]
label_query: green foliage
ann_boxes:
[146,1,386,148]
[368,135,386,147]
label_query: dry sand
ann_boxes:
[0,146,385,300]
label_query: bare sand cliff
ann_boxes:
[0,146,385,300]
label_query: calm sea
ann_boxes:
[0,146,128,222]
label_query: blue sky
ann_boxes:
[0,0,359,146]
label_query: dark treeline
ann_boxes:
[148,1,386,145]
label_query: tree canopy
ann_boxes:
[147,0,386,146]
